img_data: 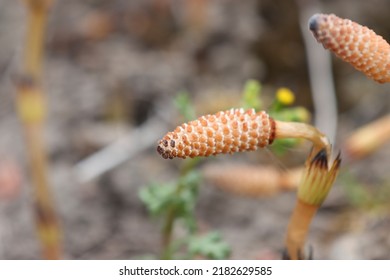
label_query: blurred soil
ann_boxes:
[0,0,389,259]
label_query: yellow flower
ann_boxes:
[276,87,295,105]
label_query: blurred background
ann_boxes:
[0,0,389,259]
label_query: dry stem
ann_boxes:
[16,0,62,259]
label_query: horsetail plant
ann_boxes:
[309,13,390,157]
[284,149,341,260]
[157,108,330,160]
[155,11,390,259]
[14,0,62,259]
[282,12,390,259]
[309,13,390,84]
[157,82,342,259]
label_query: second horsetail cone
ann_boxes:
[309,13,390,83]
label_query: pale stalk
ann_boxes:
[275,120,331,159]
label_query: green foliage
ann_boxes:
[241,79,262,111]
[187,232,231,260]
[139,169,200,228]
[139,182,176,217]
[140,168,231,259]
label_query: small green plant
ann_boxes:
[139,92,230,260]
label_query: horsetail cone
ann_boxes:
[309,13,390,83]
[157,109,275,159]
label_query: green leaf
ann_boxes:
[139,171,202,231]
[188,232,231,260]
[241,79,262,111]
[175,171,201,232]
[174,91,196,121]
[139,183,176,216]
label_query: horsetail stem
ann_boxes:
[285,149,341,260]
[309,13,390,84]
[157,108,330,159]
[17,0,62,259]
